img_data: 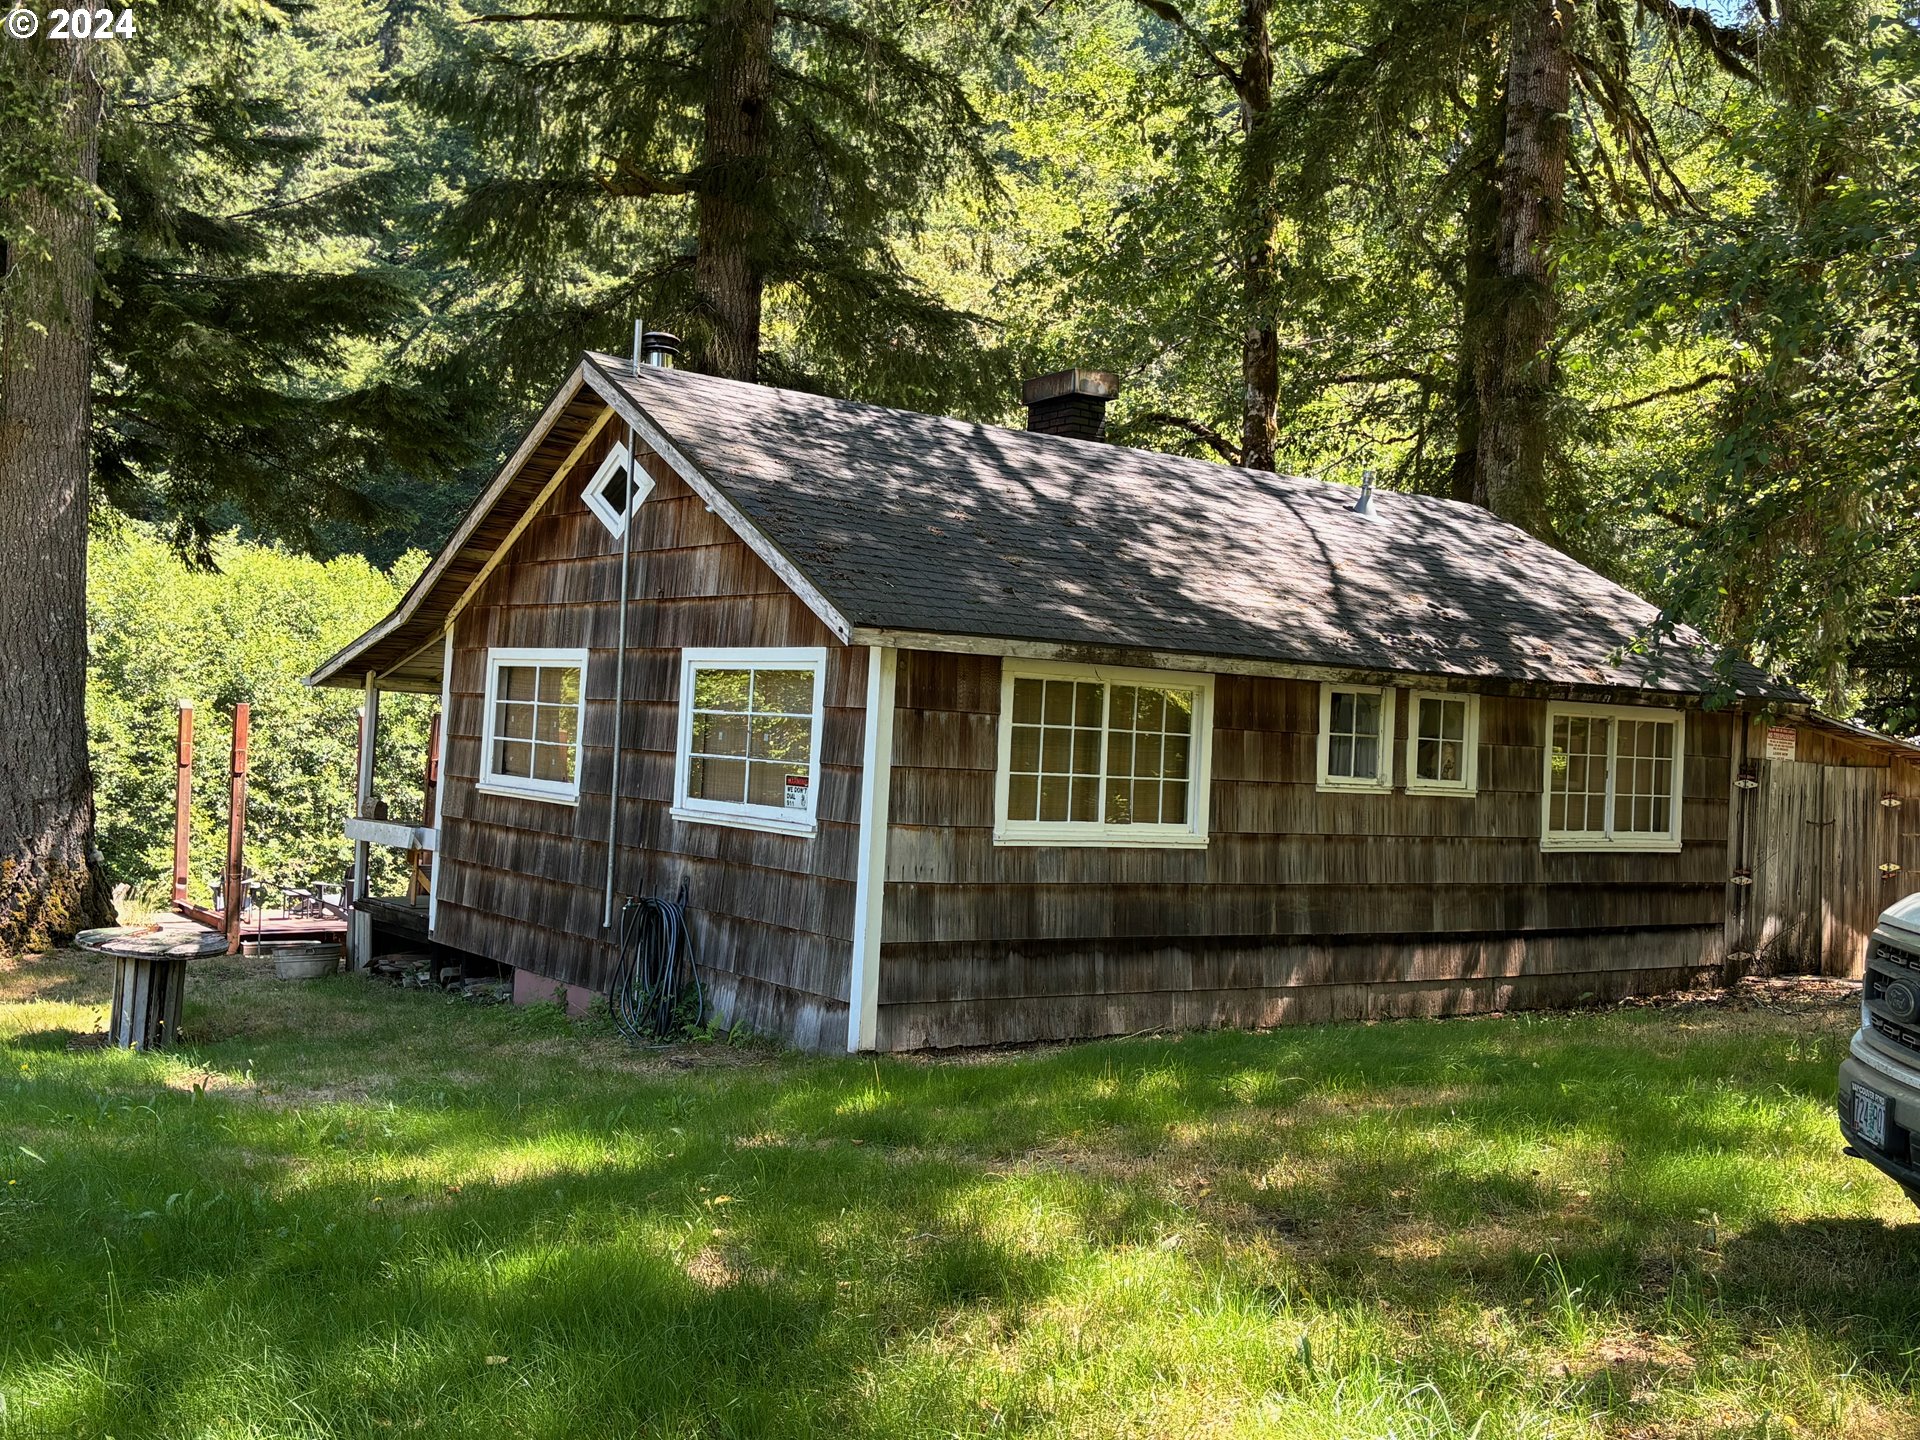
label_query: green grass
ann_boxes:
[2,950,1915,1439]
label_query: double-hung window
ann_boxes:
[1317,684,1394,791]
[1541,703,1685,851]
[673,647,826,837]
[479,647,589,804]
[1406,691,1479,795]
[993,661,1213,847]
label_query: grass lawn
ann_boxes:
[2,950,1915,1439]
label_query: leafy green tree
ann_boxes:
[1573,0,1920,708]
[88,527,434,907]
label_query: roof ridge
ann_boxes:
[583,351,1493,522]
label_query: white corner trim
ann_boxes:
[584,360,855,644]
[847,646,897,1052]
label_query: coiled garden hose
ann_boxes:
[611,878,703,1043]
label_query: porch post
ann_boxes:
[223,703,250,953]
[429,625,453,937]
[350,670,380,969]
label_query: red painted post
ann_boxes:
[171,702,194,906]
[224,703,251,951]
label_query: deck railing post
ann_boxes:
[224,702,250,952]
[172,701,194,906]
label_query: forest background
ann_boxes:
[3,0,1917,924]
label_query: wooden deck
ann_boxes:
[171,901,349,946]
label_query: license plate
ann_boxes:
[1854,1086,1889,1151]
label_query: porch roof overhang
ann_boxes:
[1803,711,1920,764]
[303,365,606,691]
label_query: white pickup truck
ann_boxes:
[1839,891,1920,1209]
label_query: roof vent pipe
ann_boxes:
[1354,468,1378,516]
[641,331,682,369]
[1022,368,1120,441]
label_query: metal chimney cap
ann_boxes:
[1021,368,1120,406]
[640,330,682,367]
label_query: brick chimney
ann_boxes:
[1022,368,1120,441]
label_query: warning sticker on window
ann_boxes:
[784,775,810,811]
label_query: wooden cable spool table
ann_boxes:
[76,918,229,1051]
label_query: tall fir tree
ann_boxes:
[0,32,114,945]
[409,0,1014,413]
[0,1,483,948]
[96,0,484,561]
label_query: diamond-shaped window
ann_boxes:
[582,442,653,539]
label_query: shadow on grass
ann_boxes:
[2,964,1908,1436]
[1718,1216,1920,1371]
[8,1026,95,1052]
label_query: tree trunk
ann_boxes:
[1470,0,1571,533]
[693,0,775,382]
[1237,0,1278,471]
[0,40,112,951]
[1450,69,1505,504]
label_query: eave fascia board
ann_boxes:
[582,356,854,645]
[442,405,617,631]
[848,627,1802,710]
[303,364,594,689]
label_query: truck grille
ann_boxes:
[1871,1014,1920,1059]
[1865,936,1920,1062]
[1875,939,1920,974]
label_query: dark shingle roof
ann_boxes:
[588,355,1796,700]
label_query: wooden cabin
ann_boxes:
[306,350,1920,1050]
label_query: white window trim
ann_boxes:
[1316,683,1396,793]
[477,646,590,805]
[1405,690,1480,797]
[672,646,827,838]
[1540,702,1686,853]
[581,441,655,539]
[992,659,1214,849]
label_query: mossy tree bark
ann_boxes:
[0,38,113,951]
[1469,0,1572,535]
